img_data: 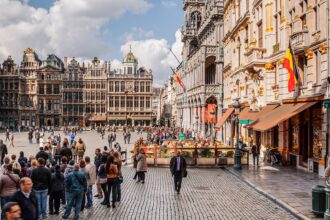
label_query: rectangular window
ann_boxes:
[146,97,150,108]
[258,22,263,48]
[46,84,52,94]
[115,96,119,107]
[109,96,113,107]
[109,82,114,92]
[134,82,139,92]
[39,85,44,94]
[140,82,145,92]
[140,96,144,108]
[54,100,59,111]
[121,81,125,92]
[134,97,139,108]
[47,100,52,111]
[128,67,132,75]
[146,82,150,92]
[127,96,133,108]
[115,82,119,92]
[54,84,60,94]
[316,50,321,83]
[121,96,125,108]
[91,83,95,89]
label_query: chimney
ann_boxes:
[64,57,67,68]
[108,61,111,72]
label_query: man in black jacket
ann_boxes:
[31,158,51,220]
[11,177,38,220]
[170,151,187,194]
[60,144,72,161]
[35,147,48,162]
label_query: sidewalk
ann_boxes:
[227,164,325,220]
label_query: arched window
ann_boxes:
[190,11,202,29]
[205,56,216,85]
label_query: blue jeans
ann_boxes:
[35,189,48,219]
[63,191,83,220]
[107,179,117,204]
[86,185,93,207]
[115,183,121,202]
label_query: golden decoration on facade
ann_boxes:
[265,62,275,71]
[313,31,321,42]
[24,48,35,54]
[319,43,327,54]
[305,49,314,60]
[250,38,256,46]
[276,58,284,65]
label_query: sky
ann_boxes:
[0,0,184,86]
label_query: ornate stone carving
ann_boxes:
[305,49,314,60]
[265,62,275,71]
[276,58,284,65]
[319,43,327,54]
[313,31,321,42]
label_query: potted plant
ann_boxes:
[226,151,234,165]
[182,151,195,165]
[197,149,216,166]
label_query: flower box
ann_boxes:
[146,158,154,165]
[227,158,234,165]
[156,158,170,165]
[197,158,216,166]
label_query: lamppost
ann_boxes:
[195,114,199,140]
[232,98,241,170]
[210,107,215,144]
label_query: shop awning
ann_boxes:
[88,117,107,122]
[216,107,234,127]
[245,104,279,127]
[250,102,317,131]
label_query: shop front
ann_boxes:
[249,101,324,174]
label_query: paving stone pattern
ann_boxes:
[49,167,297,220]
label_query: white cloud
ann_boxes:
[161,1,177,7]
[120,29,183,85]
[121,27,154,42]
[0,0,153,61]
[111,59,123,71]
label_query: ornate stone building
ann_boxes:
[84,57,109,126]
[0,56,19,128]
[62,58,84,126]
[220,0,329,175]
[107,50,153,126]
[19,48,40,127]
[176,0,224,137]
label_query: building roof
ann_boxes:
[123,46,138,63]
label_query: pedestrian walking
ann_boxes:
[0,139,8,164]
[105,156,118,208]
[30,158,51,220]
[71,141,77,162]
[108,133,113,148]
[136,149,147,184]
[126,131,131,144]
[94,148,103,199]
[170,151,187,194]
[28,130,33,144]
[8,134,14,148]
[60,141,72,162]
[10,177,38,220]
[35,147,49,162]
[251,143,260,167]
[76,138,86,160]
[85,156,96,208]
[5,129,10,142]
[49,165,64,215]
[69,133,75,146]
[35,130,40,144]
[0,164,20,220]
[54,143,62,165]
[62,164,87,220]
[2,202,22,220]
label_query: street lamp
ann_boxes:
[210,107,215,145]
[232,98,241,170]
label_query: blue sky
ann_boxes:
[27,0,183,61]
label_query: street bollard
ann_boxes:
[323,184,330,219]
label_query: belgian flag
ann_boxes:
[170,66,185,90]
[283,41,299,92]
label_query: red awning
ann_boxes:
[250,102,317,131]
[216,108,234,127]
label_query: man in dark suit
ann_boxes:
[170,151,187,194]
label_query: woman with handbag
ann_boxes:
[113,152,122,202]
[97,155,108,206]
[105,156,118,208]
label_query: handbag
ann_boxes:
[99,177,107,184]
[183,170,188,178]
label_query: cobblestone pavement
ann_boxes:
[2,132,297,220]
[47,167,296,220]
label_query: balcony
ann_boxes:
[244,48,266,64]
[181,27,197,40]
[290,30,309,48]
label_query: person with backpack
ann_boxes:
[0,164,20,220]
[49,165,64,215]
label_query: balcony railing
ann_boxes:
[181,27,197,40]
[290,30,309,47]
[244,48,266,64]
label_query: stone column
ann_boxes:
[201,105,206,137]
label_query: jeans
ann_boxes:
[1,196,10,220]
[35,189,48,219]
[63,190,84,220]
[138,171,145,182]
[115,182,121,202]
[49,191,61,213]
[107,179,117,204]
[86,185,93,207]
[253,155,259,166]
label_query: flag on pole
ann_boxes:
[283,41,299,92]
[170,66,185,90]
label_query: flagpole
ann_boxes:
[288,40,300,97]
[169,48,181,65]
